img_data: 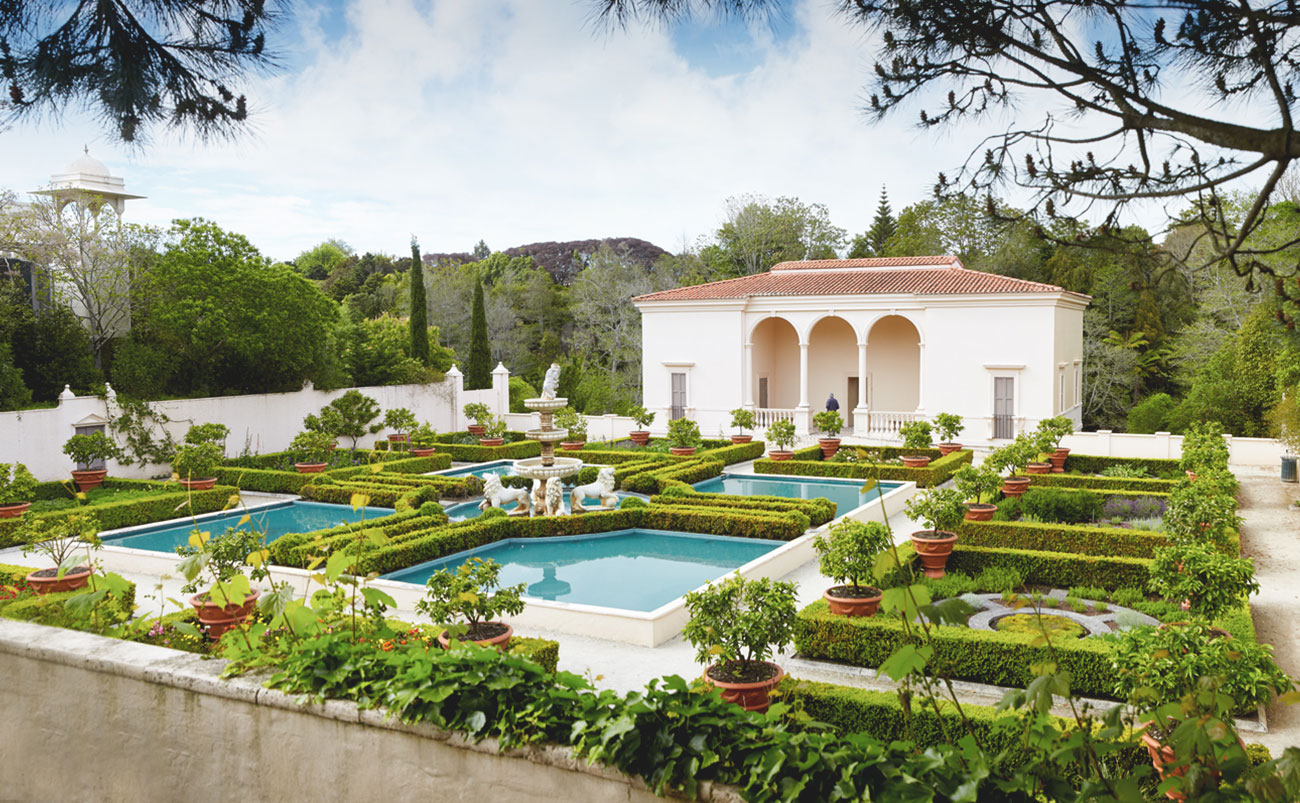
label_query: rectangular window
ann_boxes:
[1059,371,1065,412]
[993,377,1015,439]
[670,372,687,420]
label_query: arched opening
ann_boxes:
[808,316,858,427]
[750,317,799,410]
[865,315,921,412]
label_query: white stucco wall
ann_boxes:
[638,303,745,435]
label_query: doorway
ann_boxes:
[845,377,859,428]
[758,377,768,409]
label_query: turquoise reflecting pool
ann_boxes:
[442,491,643,521]
[104,501,394,553]
[439,460,517,480]
[692,474,901,517]
[382,529,782,611]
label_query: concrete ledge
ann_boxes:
[0,618,742,802]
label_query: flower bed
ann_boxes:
[753,446,972,488]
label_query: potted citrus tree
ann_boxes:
[177,527,268,639]
[290,430,334,473]
[667,417,701,456]
[19,512,99,593]
[682,575,797,713]
[408,423,438,456]
[555,406,587,450]
[62,431,121,491]
[730,407,757,445]
[1149,541,1259,624]
[416,557,526,649]
[932,412,964,456]
[765,419,797,460]
[813,409,843,457]
[988,435,1034,496]
[171,441,223,490]
[463,402,493,436]
[952,464,1001,521]
[1038,415,1074,472]
[479,415,508,447]
[904,487,965,577]
[0,462,37,518]
[384,407,417,446]
[898,419,934,467]
[813,519,892,617]
[627,405,655,446]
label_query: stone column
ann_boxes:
[853,340,868,435]
[743,343,754,408]
[796,342,810,435]
[491,362,510,417]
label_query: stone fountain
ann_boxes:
[511,363,582,516]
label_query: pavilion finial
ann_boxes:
[84,145,89,155]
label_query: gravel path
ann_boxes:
[1236,467,1300,755]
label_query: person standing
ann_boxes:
[825,393,840,412]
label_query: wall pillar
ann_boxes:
[853,340,868,435]
[915,341,926,415]
[743,343,754,407]
[491,362,511,417]
[796,342,810,436]
[446,366,464,432]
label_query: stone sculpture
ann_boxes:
[478,474,532,516]
[571,467,618,512]
[541,362,561,400]
[544,477,563,517]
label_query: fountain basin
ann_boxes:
[512,456,583,480]
[524,398,568,412]
[526,428,570,442]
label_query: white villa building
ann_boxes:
[633,256,1090,443]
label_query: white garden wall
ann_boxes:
[0,365,511,481]
[1059,430,1284,469]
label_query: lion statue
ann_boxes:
[571,467,618,513]
[478,474,531,517]
[545,477,564,516]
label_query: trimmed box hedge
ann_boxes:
[0,485,235,547]
[376,432,542,462]
[650,488,837,527]
[1064,454,1182,477]
[955,520,1171,559]
[945,543,1153,591]
[1023,473,1179,493]
[753,448,972,488]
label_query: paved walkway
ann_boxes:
[1236,467,1300,754]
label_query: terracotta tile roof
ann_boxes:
[633,256,1087,302]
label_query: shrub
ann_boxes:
[415,557,526,641]
[307,390,383,450]
[922,571,976,599]
[1127,393,1176,434]
[765,419,796,451]
[666,418,701,449]
[383,408,417,438]
[62,432,122,470]
[932,412,964,444]
[1020,487,1102,524]
[973,565,1024,594]
[1035,416,1074,453]
[1098,464,1152,478]
[899,419,932,450]
[507,376,538,413]
[682,575,797,679]
[1164,478,1238,549]
[1149,541,1259,623]
[904,487,965,533]
[171,441,223,480]
[619,496,648,510]
[730,407,756,434]
[952,464,1000,505]
[185,423,229,447]
[0,462,38,505]
[175,526,270,595]
[813,409,843,437]
[554,406,587,441]
[1179,421,1230,474]
[482,416,508,440]
[813,520,892,592]
[409,423,438,449]
[289,430,334,464]
[462,402,492,428]
[19,512,100,569]
[628,405,655,430]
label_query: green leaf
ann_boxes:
[877,643,931,682]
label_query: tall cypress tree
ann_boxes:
[866,186,897,256]
[465,277,492,389]
[408,236,429,365]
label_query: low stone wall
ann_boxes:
[0,619,738,802]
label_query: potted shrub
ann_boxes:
[0,462,37,518]
[62,431,121,491]
[627,405,655,446]
[898,419,933,468]
[185,422,229,448]
[932,412,964,456]
[903,487,965,578]
[667,417,702,456]
[415,557,526,649]
[1164,478,1240,551]
[177,527,268,639]
[730,407,756,445]
[305,391,382,451]
[952,464,1001,521]
[463,402,493,436]
[1038,416,1074,472]
[765,419,797,460]
[408,423,439,457]
[1149,541,1259,623]
[554,406,587,450]
[171,441,223,490]
[384,407,418,445]
[681,575,797,713]
[290,430,334,473]
[813,409,843,457]
[812,519,892,617]
[19,512,99,594]
[989,435,1034,496]
[479,415,507,447]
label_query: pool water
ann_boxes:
[692,474,901,517]
[382,529,782,611]
[438,460,517,480]
[104,501,394,553]
[443,491,643,521]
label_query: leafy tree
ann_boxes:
[0,1,282,143]
[306,390,381,451]
[885,195,1003,263]
[1126,393,1176,434]
[464,278,492,390]
[11,303,101,400]
[0,282,32,410]
[340,315,451,386]
[471,240,491,260]
[293,240,352,281]
[408,237,429,365]
[705,194,846,276]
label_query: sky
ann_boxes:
[0,0,1226,263]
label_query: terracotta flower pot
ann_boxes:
[823,586,883,617]
[479,437,505,447]
[410,447,437,457]
[964,503,997,522]
[910,531,958,578]
[436,622,513,651]
[190,589,261,640]
[388,433,408,443]
[901,455,932,468]
[730,435,753,445]
[294,462,328,474]
[669,446,697,456]
[1001,476,1031,497]
[704,661,784,713]
[71,468,108,492]
[25,565,92,595]
[179,477,217,491]
[629,431,651,446]
[768,450,794,461]
[1048,448,1069,472]
[1140,726,1244,800]
[0,501,31,519]
[1025,462,1051,475]
[818,438,841,458]
[560,441,586,451]
[467,424,486,436]
[936,443,961,456]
